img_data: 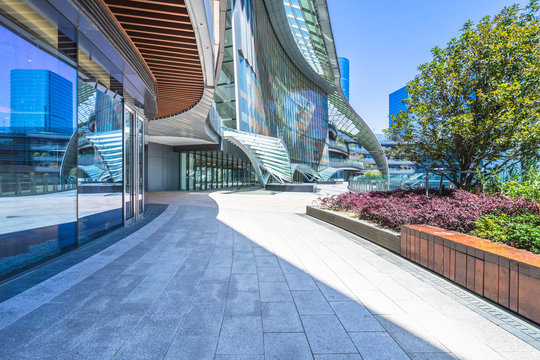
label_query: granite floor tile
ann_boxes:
[225,290,260,316]
[301,315,357,354]
[257,266,286,282]
[285,273,319,290]
[0,191,536,360]
[262,301,303,332]
[163,335,218,360]
[216,315,263,355]
[349,331,410,360]
[292,290,334,315]
[264,332,313,360]
[330,301,385,332]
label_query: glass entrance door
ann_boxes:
[124,107,135,223]
[124,104,144,224]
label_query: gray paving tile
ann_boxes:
[214,355,264,360]
[349,331,410,360]
[216,315,263,355]
[353,289,404,315]
[314,355,363,360]
[316,281,355,302]
[330,301,385,332]
[374,314,448,354]
[202,266,232,281]
[285,273,319,290]
[254,255,279,267]
[3,191,539,360]
[0,302,78,357]
[337,272,376,291]
[163,335,217,360]
[264,332,313,360]
[292,290,334,315]
[279,260,306,274]
[408,353,458,360]
[259,281,292,302]
[301,315,357,354]
[231,260,257,274]
[252,245,270,256]
[228,274,259,292]
[113,316,179,360]
[225,290,260,316]
[257,266,285,282]
[176,301,224,337]
[262,302,303,332]
[193,279,230,304]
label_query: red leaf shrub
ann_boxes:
[318,189,539,233]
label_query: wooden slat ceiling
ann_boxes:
[101,0,204,119]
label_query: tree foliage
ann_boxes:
[386,1,540,189]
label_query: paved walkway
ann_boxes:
[0,188,539,359]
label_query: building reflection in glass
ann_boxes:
[77,79,123,244]
[0,25,77,276]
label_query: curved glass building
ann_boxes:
[216,0,388,184]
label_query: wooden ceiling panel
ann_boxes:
[102,0,204,118]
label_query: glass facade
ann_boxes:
[338,57,350,101]
[0,1,147,276]
[389,86,408,128]
[77,80,123,243]
[215,0,236,129]
[231,0,329,169]
[179,151,255,191]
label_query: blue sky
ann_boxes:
[327,0,530,133]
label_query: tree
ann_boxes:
[386,0,540,190]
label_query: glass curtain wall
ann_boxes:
[0,1,146,276]
[76,79,123,243]
[179,151,254,191]
[232,0,329,169]
[0,21,78,275]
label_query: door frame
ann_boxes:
[123,103,144,226]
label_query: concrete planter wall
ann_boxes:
[402,225,540,325]
[305,206,400,254]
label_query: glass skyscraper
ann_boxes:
[10,69,74,133]
[338,57,350,101]
[389,86,408,128]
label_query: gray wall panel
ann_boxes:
[147,142,179,192]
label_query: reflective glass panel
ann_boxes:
[0,24,77,275]
[124,108,134,220]
[77,79,123,243]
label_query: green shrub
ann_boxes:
[480,166,540,202]
[472,213,540,254]
[499,180,540,202]
[364,170,382,179]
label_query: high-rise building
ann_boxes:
[338,57,350,101]
[389,86,408,128]
[10,69,73,133]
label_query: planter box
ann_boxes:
[306,206,400,253]
[402,225,540,325]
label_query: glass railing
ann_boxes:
[328,139,348,153]
[329,157,364,168]
[348,172,458,193]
